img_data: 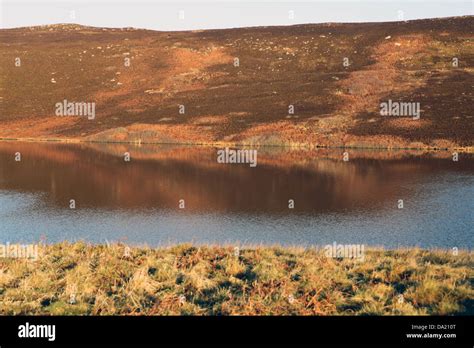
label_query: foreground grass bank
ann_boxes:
[0,243,472,315]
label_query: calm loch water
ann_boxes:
[0,142,472,248]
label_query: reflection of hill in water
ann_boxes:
[0,142,472,213]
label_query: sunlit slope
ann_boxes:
[0,17,472,148]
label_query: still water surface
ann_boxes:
[0,142,472,248]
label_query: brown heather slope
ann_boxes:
[0,17,473,149]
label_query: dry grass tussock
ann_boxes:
[0,243,472,315]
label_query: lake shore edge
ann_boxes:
[1,137,473,153]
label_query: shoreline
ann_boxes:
[1,137,473,153]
